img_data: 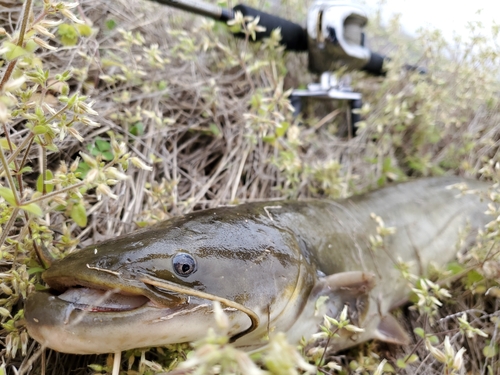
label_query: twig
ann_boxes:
[41,145,47,194]
[0,0,34,91]
[0,132,35,176]
[0,207,19,248]
[112,351,121,375]
[17,0,34,46]
[0,138,21,205]
[21,181,86,205]
[263,205,282,221]
[18,134,35,174]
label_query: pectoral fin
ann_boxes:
[291,271,410,351]
[372,314,409,345]
[312,271,375,324]
[316,272,409,346]
[286,271,376,346]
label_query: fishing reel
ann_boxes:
[293,0,383,134]
[151,0,387,134]
[306,1,384,74]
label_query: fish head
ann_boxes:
[25,205,317,354]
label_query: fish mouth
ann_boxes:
[55,287,151,313]
[41,274,189,314]
[24,282,205,355]
[25,273,260,354]
[35,271,259,341]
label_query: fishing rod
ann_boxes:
[150,0,385,74]
[149,0,393,134]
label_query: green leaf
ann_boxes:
[2,42,29,61]
[18,166,33,174]
[33,125,49,135]
[35,283,50,291]
[56,70,72,82]
[88,364,105,372]
[406,354,418,363]
[87,138,114,161]
[27,267,46,275]
[396,359,407,369]
[130,122,144,136]
[209,123,220,137]
[75,161,90,178]
[0,138,16,150]
[96,139,111,151]
[276,122,290,138]
[413,327,425,338]
[90,147,100,156]
[2,319,15,331]
[158,80,167,90]
[36,170,54,193]
[45,143,59,152]
[71,202,87,227]
[447,261,465,275]
[25,39,38,53]
[0,186,17,206]
[262,135,276,144]
[382,362,395,372]
[483,343,498,358]
[103,151,113,161]
[428,335,439,344]
[228,24,242,34]
[76,24,92,37]
[58,24,79,46]
[466,269,484,287]
[105,19,117,30]
[21,202,43,216]
[66,93,78,107]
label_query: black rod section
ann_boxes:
[149,0,308,52]
[150,0,233,21]
[232,4,307,51]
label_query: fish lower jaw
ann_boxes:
[26,292,251,354]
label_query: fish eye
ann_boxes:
[172,253,197,277]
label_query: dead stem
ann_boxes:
[0,0,33,90]
[0,137,21,205]
[0,207,19,248]
[0,132,35,176]
[21,181,86,205]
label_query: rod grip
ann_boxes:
[361,51,386,76]
[233,4,308,51]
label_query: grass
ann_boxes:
[0,0,499,374]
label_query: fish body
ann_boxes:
[25,177,490,354]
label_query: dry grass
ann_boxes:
[0,0,499,373]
